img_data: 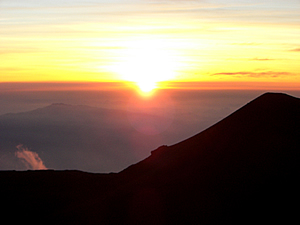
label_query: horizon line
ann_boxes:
[0,81,300,91]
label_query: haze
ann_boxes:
[0,83,299,172]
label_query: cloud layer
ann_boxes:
[211,71,292,78]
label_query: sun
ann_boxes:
[136,80,157,93]
[111,39,180,93]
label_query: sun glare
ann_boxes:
[137,80,157,94]
[111,39,181,93]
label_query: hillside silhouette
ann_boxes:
[0,93,299,224]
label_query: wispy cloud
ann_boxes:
[0,67,25,72]
[250,58,275,61]
[211,71,292,78]
[232,42,261,46]
[15,145,47,170]
[290,48,300,52]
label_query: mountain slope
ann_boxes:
[0,93,299,224]
[111,92,300,224]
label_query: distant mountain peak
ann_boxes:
[50,103,72,107]
[237,92,300,115]
[259,92,297,100]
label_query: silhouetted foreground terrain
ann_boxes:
[1,93,299,224]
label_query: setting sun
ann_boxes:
[136,80,157,93]
[110,39,182,92]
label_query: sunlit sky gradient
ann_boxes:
[1,0,300,89]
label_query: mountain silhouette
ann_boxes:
[0,93,299,224]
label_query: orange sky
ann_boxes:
[1,0,299,89]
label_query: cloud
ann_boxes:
[232,42,261,46]
[15,145,47,170]
[211,71,292,78]
[250,58,275,61]
[290,48,300,52]
[0,67,28,72]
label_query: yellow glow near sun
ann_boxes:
[111,39,181,93]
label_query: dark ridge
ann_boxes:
[0,92,299,224]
